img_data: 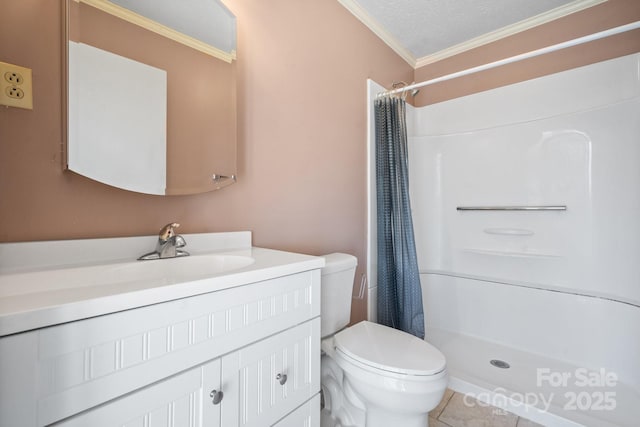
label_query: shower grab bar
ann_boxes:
[457,205,566,211]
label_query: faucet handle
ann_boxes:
[159,222,180,241]
[174,235,187,248]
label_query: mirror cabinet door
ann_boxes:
[65,0,237,195]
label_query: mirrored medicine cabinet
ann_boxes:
[64,0,238,195]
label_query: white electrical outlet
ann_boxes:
[0,61,33,109]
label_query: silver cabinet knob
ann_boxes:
[276,373,287,385]
[209,389,224,405]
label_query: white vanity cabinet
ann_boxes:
[54,319,319,427]
[0,268,321,427]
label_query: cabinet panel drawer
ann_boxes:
[11,270,320,426]
[222,318,321,427]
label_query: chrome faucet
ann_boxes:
[138,222,190,260]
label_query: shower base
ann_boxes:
[427,328,639,427]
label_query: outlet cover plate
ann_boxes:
[0,61,33,110]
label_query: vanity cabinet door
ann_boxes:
[221,318,320,427]
[53,358,223,427]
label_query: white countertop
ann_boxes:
[0,232,324,336]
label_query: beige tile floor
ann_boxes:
[429,389,546,427]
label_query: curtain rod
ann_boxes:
[380,20,640,97]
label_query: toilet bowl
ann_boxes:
[320,254,448,427]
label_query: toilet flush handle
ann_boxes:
[276,373,287,385]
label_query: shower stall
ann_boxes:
[367,53,640,427]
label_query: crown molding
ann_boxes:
[338,0,605,70]
[74,0,236,63]
[337,0,417,67]
[414,0,606,68]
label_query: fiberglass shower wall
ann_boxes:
[407,53,640,396]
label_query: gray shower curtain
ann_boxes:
[375,95,425,339]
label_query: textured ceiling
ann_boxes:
[351,0,582,59]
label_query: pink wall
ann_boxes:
[1,0,639,323]
[0,0,412,322]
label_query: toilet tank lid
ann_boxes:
[321,253,357,275]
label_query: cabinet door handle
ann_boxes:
[209,389,224,405]
[276,373,287,385]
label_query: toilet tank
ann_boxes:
[321,253,357,338]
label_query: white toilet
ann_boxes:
[320,253,448,427]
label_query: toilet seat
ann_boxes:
[334,321,446,377]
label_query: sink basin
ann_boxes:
[118,254,256,282]
[0,253,255,298]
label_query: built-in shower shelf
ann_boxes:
[461,248,563,259]
[483,228,534,236]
